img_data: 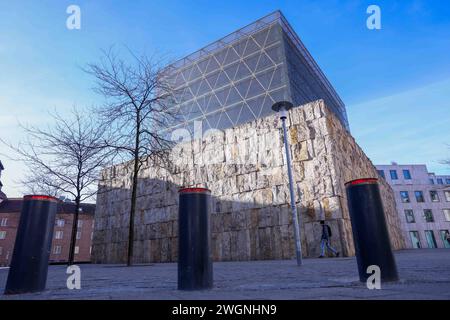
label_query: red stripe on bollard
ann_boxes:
[178,187,211,194]
[23,195,58,202]
[345,178,378,186]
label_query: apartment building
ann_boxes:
[376,163,450,249]
[0,198,95,266]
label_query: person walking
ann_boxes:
[318,220,340,258]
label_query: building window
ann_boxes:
[439,230,450,248]
[55,231,64,239]
[74,246,79,254]
[91,232,94,240]
[409,231,421,249]
[0,231,6,239]
[400,191,410,203]
[77,220,83,228]
[56,219,65,227]
[404,210,415,223]
[446,179,450,185]
[415,191,424,203]
[437,178,443,185]
[390,170,398,180]
[0,218,7,227]
[76,231,81,239]
[0,246,2,255]
[403,170,412,180]
[429,179,435,185]
[443,209,450,222]
[445,191,450,202]
[53,245,62,254]
[425,230,437,248]
[377,170,385,178]
[429,191,439,202]
[89,246,92,254]
[423,209,434,223]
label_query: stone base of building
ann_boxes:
[92,100,405,264]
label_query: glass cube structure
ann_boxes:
[164,10,349,136]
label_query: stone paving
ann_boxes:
[0,249,449,300]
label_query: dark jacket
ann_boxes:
[321,224,330,240]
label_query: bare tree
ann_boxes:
[84,48,178,266]
[21,172,63,198]
[1,108,116,265]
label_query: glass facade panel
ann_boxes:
[440,230,450,248]
[415,191,424,203]
[163,11,348,137]
[430,190,439,202]
[443,209,450,221]
[423,209,434,223]
[403,170,412,179]
[409,231,421,249]
[404,210,415,223]
[400,191,410,203]
[390,170,398,180]
[425,230,437,248]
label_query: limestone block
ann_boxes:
[280,225,294,258]
[249,228,258,260]
[258,227,273,259]
[160,238,171,262]
[231,211,248,230]
[249,209,259,228]
[203,144,225,165]
[253,188,273,207]
[143,240,152,262]
[211,233,222,261]
[278,205,291,225]
[171,237,178,261]
[237,172,256,193]
[150,239,161,262]
[221,232,232,261]
[236,229,250,260]
[270,227,283,260]
[272,184,289,205]
[258,207,273,228]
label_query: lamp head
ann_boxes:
[271,101,294,119]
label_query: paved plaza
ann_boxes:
[0,249,449,300]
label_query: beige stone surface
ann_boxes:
[92,100,405,263]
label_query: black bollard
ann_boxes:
[4,195,58,294]
[345,178,399,282]
[178,187,213,290]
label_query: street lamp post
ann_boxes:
[272,101,303,266]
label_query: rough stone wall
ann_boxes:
[92,100,405,264]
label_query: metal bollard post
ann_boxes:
[4,195,58,294]
[345,178,399,282]
[177,187,213,290]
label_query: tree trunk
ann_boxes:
[126,158,139,266]
[68,196,81,266]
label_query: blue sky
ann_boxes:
[1,0,449,197]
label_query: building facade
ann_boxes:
[0,198,95,266]
[92,100,404,264]
[92,12,405,264]
[164,10,349,138]
[0,161,6,202]
[376,164,450,249]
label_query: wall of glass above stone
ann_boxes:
[163,11,349,138]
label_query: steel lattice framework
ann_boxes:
[164,10,349,135]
